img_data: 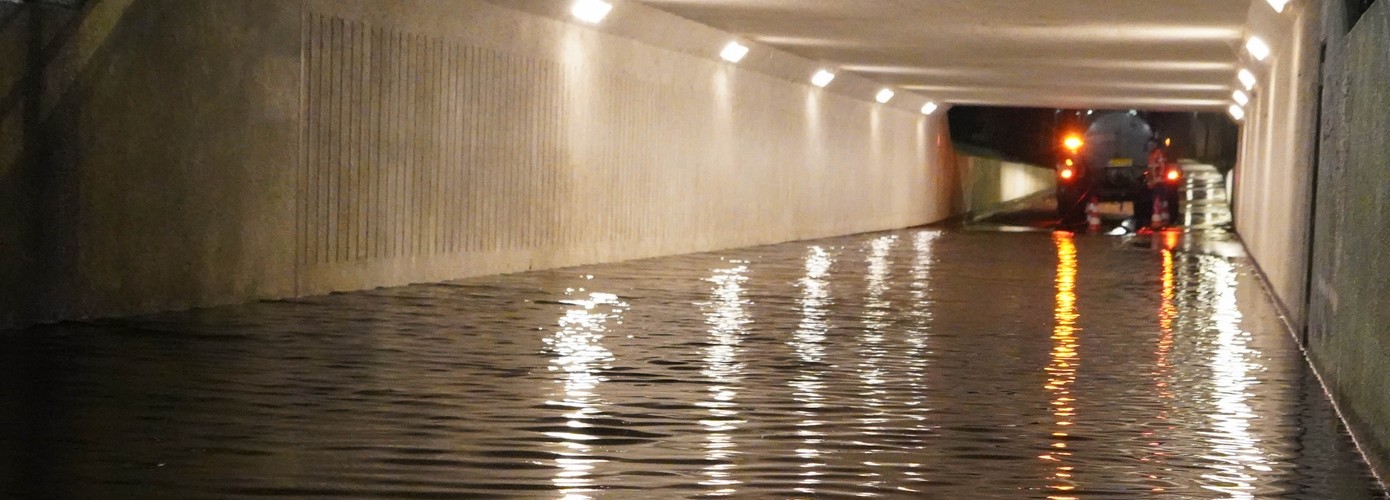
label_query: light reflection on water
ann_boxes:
[792,246,833,495]
[544,290,627,499]
[1199,255,1274,497]
[699,263,751,496]
[1045,231,1081,499]
[0,228,1383,499]
[857,236,898,495]
[1143,248,1178,493]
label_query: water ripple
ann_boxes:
[0,228,1384,499]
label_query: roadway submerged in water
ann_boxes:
[2,167,1384,498]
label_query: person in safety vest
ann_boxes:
[1145,137,1174,228]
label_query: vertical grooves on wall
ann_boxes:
[301,13,315,270]
[340,17,353,264]
[296,11,934,291]
[350,20,363,263]
[392,29,404,261]
[406,30,415,259]
[421,36,433,259]
[474,47,486,254]
[499,51,512,252]
[427,38,440,258]
[448,42,458,256]
[343,20,355,264]
[374,27,384,262]
[295,7,307,290]
[328,17,342,265]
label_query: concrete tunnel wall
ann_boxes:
[956,156,1056,220]
[0,0,994,329]
[1234,0,1390,477]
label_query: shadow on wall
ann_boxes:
[3,0,303,330]
[0,1,93,328]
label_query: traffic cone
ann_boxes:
[1151,195,1165,230]
[1086,198,1101,232]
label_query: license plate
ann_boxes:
[1108,158,1134,167]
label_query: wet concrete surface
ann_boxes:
[2,165,1386,498]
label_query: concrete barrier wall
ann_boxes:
[954,154,1055,219]
[0,0,304,328]
[0,0,958,328]
[1305,0,1390,477]
[1235,0,1390,476]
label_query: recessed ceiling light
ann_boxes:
[1246,37,1271,61]
[921,102,938,115]
[1265,0,1290,13]
[1238,69,1257,90]
[1233,90,1250,106]
[811,69,836,88]
[720,41,750,63]
[875,89,895,103]
[1228,104,1246,121]
[571,0,613,24]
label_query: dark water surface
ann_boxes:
[3,206,1386,498]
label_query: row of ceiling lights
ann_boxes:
[1229,0,1291,120]
[581,0,1279,120]
[571,0,941,115]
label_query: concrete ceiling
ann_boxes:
[637,0,1254,111]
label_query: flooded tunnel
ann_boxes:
[2,0,1389,497]
[3,163,1386,497]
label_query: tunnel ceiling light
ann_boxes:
[720,41,750,63]
[811,69,836,87]
[1228,104,1246,121]
[1246,37,1272,61]
[1266,0,1290,13]
[571,0,613,24]
[921,101,939,115]
[1238,69,1258,90]
[1233,90,1250,106]
[875,89,896,103]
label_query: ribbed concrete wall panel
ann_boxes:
[1306,0,1390,477]
[294,2,948,295]
[0,0,959,327]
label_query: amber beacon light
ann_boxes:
[1063,135,1084,152]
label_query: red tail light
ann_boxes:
[1060,168,1075,180]
[1165,169,1181,183]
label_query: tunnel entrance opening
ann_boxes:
[948,105,1239,233]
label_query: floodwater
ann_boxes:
[2,166,1385,498]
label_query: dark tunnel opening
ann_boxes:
[948,105,1241,176]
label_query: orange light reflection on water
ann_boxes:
[1143,249,1178,488]
[1045,232,1081,496]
